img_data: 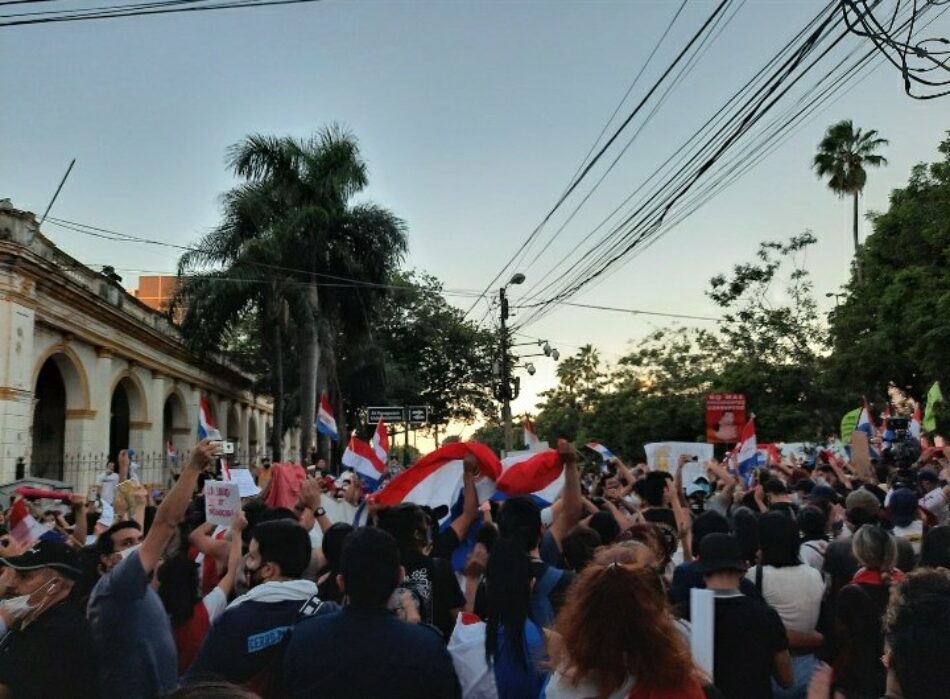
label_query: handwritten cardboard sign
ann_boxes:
[850,430,875,481]
[204,480,240,528]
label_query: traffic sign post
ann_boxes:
[367,407,406,424]
[407,406,429,425]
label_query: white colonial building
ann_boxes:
[0,200,285,492]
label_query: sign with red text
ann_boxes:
[705,393,747,443]
[204,480,240,528]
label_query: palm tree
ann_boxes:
[177,126,406,463]
[813,120,888,283]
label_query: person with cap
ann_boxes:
[0,540,99,699]
[918,469,949,525]
[889,487,925,555]
[700,533,792,699]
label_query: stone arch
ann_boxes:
[31,358,67,480]
[226,403,240,442]
[31,345,90,411]
[162,388,187,442]
[109,371,148,460]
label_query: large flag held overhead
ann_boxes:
[316,394,339,442]
[523,417,542,451]
[924,381,943,433]
[736,416,758,483]
[371,442,502,523]
[198,397,220,441]
[342,436,385,490]
[495,449,565,506]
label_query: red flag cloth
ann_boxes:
[495,450,563,498]
[263,463,307,510]
[373,441,501,508]
[15,487,74,502]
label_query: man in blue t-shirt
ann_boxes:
[185,519,328,695]
[88,439,217,699]
[283,527,460,699]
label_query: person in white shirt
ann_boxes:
[918,470,949,525]
[890,487,925,554]
[97,461,119,506]
[746,512,825,699]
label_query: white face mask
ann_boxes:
[118,543,142,561]
[0,594,36,623]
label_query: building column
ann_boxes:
[0,269,36,482]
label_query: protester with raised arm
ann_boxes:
[88,438,217,699]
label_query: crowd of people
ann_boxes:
[0,434,948,699]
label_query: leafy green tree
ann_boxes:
[340,272,496,437]
[813,120,888,282]
[828,133,950,406]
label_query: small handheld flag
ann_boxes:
[342,435,385,490]
[198,397,221,441]
[372,420,389,464]
[316,394,339,442]
[585,442,615,460]
[9,499,48,546]
[736,416,758,483]
[910,402,923,440]
[924,382,944,433]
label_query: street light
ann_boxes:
[508,273,525,286]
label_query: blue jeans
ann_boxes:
[772,653,817,699]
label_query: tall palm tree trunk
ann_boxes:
[853,191,863,283]
[270,320,284,461]
[298,279,321,465]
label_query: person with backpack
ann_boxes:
[184,519,335,698]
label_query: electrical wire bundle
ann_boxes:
[0,0,321,28]
[470,0,947,334]
[841,0,950,98]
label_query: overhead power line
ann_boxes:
[510,0,944,332]
[462,0,733,321]
[0,0,321,27]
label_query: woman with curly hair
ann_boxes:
[542,545,706,699]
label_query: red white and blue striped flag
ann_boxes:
[316,394,339,442]
[371,442,502,524]
[495,449,565,506]
[198,397,220,441]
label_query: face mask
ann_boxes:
[0,594,36,623]
[245,563,265,589]
[118,543,141,561]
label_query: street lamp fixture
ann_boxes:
[508,273,526,286]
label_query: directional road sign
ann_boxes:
[367,406,406,423]
[407,406,429,424]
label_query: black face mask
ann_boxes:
[245,562,265,589]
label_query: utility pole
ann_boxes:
[494,272,525,454]
[499,286,513,453]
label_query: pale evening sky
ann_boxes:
[2,0,947,435]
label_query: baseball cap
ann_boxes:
[889,488,919,528]
[918,469,940,485]
[845,488,882,515]
[0,540,82,580]
[698,533,747,574]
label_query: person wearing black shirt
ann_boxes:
[698,534,792,699]
[0,540,99,699]
[377,503,465,639]
[283,527,460,699]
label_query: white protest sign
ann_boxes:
[228,468,261,498]
[643,442,714,485]
[204,480,240,528]
[690,588,715,680]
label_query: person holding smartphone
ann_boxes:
[0,540,99,699]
